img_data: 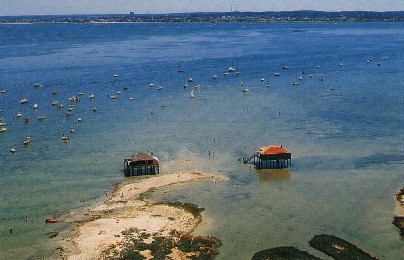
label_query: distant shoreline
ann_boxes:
[1,10,404,24]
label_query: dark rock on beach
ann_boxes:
[309,234,377,260]
[252,246,322,260]
[393,187,404,239]
[393,216,404,240]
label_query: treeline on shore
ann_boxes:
[1,10,404,24]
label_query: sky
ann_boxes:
[0,0,403,16]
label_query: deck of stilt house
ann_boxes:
[124,152,159,177]
[243,145,292,169]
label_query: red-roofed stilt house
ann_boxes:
[244,145,292,169]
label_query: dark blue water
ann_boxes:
[0,22,403,259]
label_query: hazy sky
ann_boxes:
[0,0,403,16]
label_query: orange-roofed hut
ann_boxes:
[124,152,159,176]
[244,145,291,169]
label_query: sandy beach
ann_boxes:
[54,172,225,259]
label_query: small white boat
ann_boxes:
[292,82,300,86]
[223,72,229,76]
[113,73,119,78]
[212,75,218,80]
[93,107,97,112]
[77,118,82,123]
[38,115,46,120]
[61,135,70,143]
[110,95,118,100]
[0,90,7,94]
[242,88,250,93]
[149,83,155,88]
[33,104,39,110]
[281,66,289,70]
[20,98,28,104]
[52,101,59,106]
[261,78,265,82]
[183,84,188,89]
[23,136,32,145]
[0,127,7,132]
[188,78,193,82]
[33,83,41,88]
[129,97,134,101]
[190,90,195,98]
[9,147,16,153]
[69,96,80,102]
[274,72,280,76]
[157,86,163,90]
[194,84,200,89]
[319,77,325,81]
[77,91,84,96]
[0,122,6,126]
[228,67,236,72]
[89,94,95,99]
[330,87,336,91]
[69,128,74,133]
[16,112,22,118]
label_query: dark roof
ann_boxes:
[132,153,155,161]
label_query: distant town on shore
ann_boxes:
[1,10,404,24]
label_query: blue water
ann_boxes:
[0,22,403,259]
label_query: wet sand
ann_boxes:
[54,172,225,259]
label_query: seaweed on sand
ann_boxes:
[101,228,221,260]
[251,246,321,260]
[309,234,377,260]
[393,216,404,240]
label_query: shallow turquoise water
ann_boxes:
[0,22,403,259]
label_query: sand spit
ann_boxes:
[53,172,225,259]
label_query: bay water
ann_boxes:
[0,21,403,259]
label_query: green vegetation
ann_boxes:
[101,228,221,260]
[252,246,321,260]
[309,234,377,259]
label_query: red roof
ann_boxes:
[258,146,291,155]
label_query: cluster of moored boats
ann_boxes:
[1,82,99,153]
[1,57,389,153]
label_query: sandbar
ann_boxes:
[53,172,224,259]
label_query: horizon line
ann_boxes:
[1,9,404,18]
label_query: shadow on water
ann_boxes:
[257,168,291,182]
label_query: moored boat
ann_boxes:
[23,136,32,145]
